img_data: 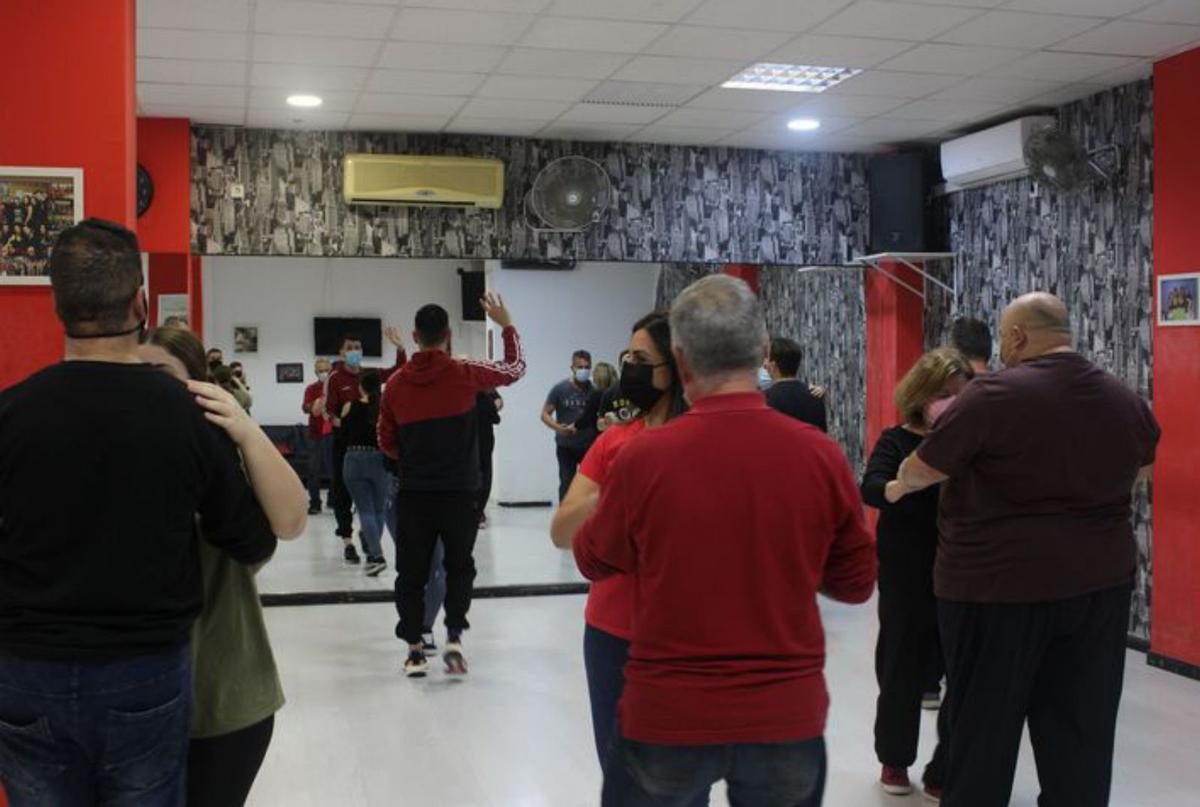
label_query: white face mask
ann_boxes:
[757,367,773,389]
[317,371,330,383]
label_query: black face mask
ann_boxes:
[619,362,666,413]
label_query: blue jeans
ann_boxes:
[0,644,192,807]
[602,733,827,807]
[385,476,446,632]
[343,449,390,559]
[306,434,331,507]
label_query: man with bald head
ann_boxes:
[890,292,1160,807]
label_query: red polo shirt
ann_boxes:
[326,350,406,428]
[302,380,328,440]
[574,392,876,746]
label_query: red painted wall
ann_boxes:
[1150,47,1200,668]
[0,0,136,391]
[189,255,205,338]
[864,262,925,466]
[136,118,192,255]
[724,263,761,293]
[147,253,191,326]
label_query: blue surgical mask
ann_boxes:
[574,368,592,384]
[345,350,363,368]
[758,367,773,389]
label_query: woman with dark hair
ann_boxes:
[340,370,390,576]
[137,326,307,807]
[550,312,703,802]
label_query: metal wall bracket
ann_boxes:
[854,252,959,313]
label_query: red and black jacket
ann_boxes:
[379,326,525,492]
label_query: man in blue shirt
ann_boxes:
[541,349,594,501]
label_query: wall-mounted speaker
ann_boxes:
[459,269,485,322]
[869,151,939,254]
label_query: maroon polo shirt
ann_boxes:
[574,392,876,746]
[326,350,406,428]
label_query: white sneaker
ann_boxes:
[404,651,428,678]
[443,641,468,675]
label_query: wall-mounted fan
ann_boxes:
[1024,126,1121,192]
[524,156,612,233]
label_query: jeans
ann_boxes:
[394,491,478,644]
[342,449,390,559]
[556,444,587,502]
[385,477,446,631]
[0,643,192,807]
[602,733,827,807]
[305,434,330,508]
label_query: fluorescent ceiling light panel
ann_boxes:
[722,62,862,93]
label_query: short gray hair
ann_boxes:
[669,274,767,377]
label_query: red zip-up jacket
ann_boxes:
[378,326,525,491]
[326,349,406,429]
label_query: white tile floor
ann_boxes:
[253,593,1200,807]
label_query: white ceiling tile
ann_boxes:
[445,117,548,136]
[270,0,399,4]
[1025,82,1107,107]
[139,83,246,107]
[685,87,814,112]
[584,80,707,106]
[389,8,535,45]
[880,43,1025,75]
[253,1,395,38]
[986,50,1139,81]
[815,1,984,42]
[648,26,794,60]
[142,106,247,126]
[138,58,248,86]
[744,114,863,134]
[366,70,484,95]
[253,34,381,67]
[930,76,1066,103]
[249,87,360,111]
[1001,0,1160,16]
[344,114,450,131]
[377,42,507,72]
[356,93,469,115]
[538,123,644,141]
[246,109,351,128]
[1050,21,1200,58]
[720,130,885,152]
[1130,0,1200,26]
[843,117,946,138]
[828,70,962,97]
[888,0,1003,5]
[457,97,573,119]
[546,0,705,23]
[520,17,670,53]
[557,103,672,124]
[407,0,549,11]
[790,93,909,116]
[1087,60,1154,86]
[653,107,768,128]
[633,125,738,145]
[937,11,1103,49]
[496,48,630,79]
[686,0,860,33]
[611,56,750,86]
[250,63,368,91]
[477,75,599,101]
[883,97,1006,121]
[137,0,251,32]
[766,35,916,70]
[139,29,250,61]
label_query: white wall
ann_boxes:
[203,256,481,425]
[488,260,661,504]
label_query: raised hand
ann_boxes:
[385,326,405,349]
[481,293,513,329]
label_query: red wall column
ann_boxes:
[136,118,192,255]
[0,0,136,390]
[147,253,191,326]
[724,264,761,294]
[1150,47,1200,670]
[188,255,204,338]
[864,261,925,467]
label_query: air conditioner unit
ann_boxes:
[343,154,505,208]
[940,116,1055,190]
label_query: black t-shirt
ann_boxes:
[861,426,940,574]
[341,399,379,449]
[765,379,827,432]
[0,362,277,659]
[918,352,1160,603]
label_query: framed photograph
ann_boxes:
[234,326,259,353]
[158,294,190,328]
[0,166,84,285]
[276,363,304,384]
[1159,274,1200,327]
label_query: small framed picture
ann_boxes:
[234,326,259,353]
[0,166,84,285]
[276,363,304,384]
[1159,274,1200,327]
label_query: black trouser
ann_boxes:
[478,433,495,516]
[874,541,948,785]
[395,490,479,645]
[937,585,1131,807]
[330,433,353,538]
[556,444,587,502]
[187,715,275,807]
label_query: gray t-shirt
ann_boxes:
[547,378,593,450]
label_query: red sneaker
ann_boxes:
[880,766,913,796]
[923,783,943,803]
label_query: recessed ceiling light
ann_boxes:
[787,118,821,132]
[286,94,323,108]
[722,63,862,94]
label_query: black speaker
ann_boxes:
[869,152,931,254]
[460,270,485,322]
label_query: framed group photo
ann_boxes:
[1159,274,1200,327]
[0,166,84,285]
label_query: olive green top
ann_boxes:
[191,541,285,739]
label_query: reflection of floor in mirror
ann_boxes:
[252,595,1200,807]
[256,505,584,596]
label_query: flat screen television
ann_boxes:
[314,317,383,357]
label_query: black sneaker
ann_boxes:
[421,632,439,655]
[404,650,429,678]
[444,641,468,675]
[307,502,321,515]
[343,544,361,564]
[365,557,387,577]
